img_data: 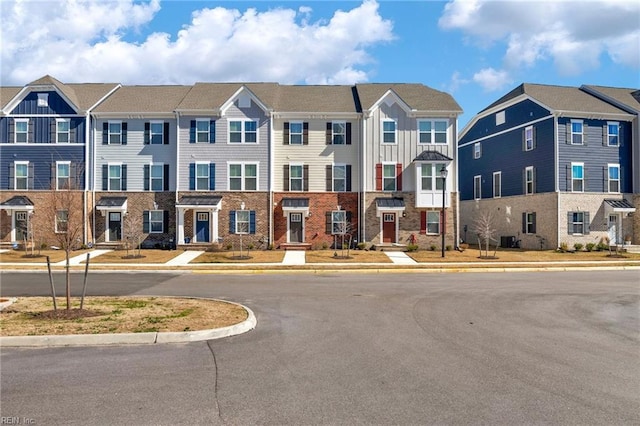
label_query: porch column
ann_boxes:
[211,208,219,244]
[177,208,185,244]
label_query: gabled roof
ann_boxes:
[356,83,462,113]
[0,87,21,110]
[281,198,309,208]
[176,83,279,112]
[177,195,223,207]
[375,197,405,208]
[273,86,359,113]
[92,85,191,113]
[96,197,128,207]
[482,83,629,115]
[0,196,34,207]
[581,85,640,114]
[413,151,453,162]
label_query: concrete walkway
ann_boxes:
[282,250,306,265]
[384,251,418,265]
[55,249,112,266]
[164,250,205,266]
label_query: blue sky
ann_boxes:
[1,0,638,128]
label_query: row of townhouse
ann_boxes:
[458,83,639,249]
[0,76,463,250]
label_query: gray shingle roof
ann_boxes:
[176,83,280,111]
[375,197,405,208]
[26,75,119,112]
[582,85,640,114]
[96,197,127,207]
[356,83,462,113]
[93,85,191,113]
[281,198,309,208]
[414,151,453,162]
[0,87,21,110]
[604,199,636,210]
[0,196,34,207]
[273,86,358,113]
[177,195,223,206]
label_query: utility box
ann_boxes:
[500,236,515,248]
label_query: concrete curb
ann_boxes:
[0,300,256,348]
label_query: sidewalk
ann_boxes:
[54,249,113,266]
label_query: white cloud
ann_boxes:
[440,0,640,80]
[0,0,394,85]
[473,68,512,92]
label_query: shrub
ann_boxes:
[247,243,255,250]
[559,242,569,252]
[322,242,328,250]
[40,243,49,250]
[446,245,452,251]
[585,243,596,252]
[225,243,233,250]
[406,244,419,252]
[357,242,367,250]
[430,245,437,251]
[573,243,584,251]
[268,244,274,250]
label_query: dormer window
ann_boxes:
[37,93,49,107]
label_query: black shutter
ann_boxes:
[346,165,352,191]
[102,122,108,144]
[283,165,289,191]
[163,210,169,233]
[50,118,56,144]
[583,123,588,146]
[326,122,332,144]
[209,163,215,190]
[121,122,127,145]
[28,119,33,143]
[144,122,150,144]
[346,122,352,145]
[50,163,56,188]
[249,211,256,234]
[584,212,590,235]
[283,122,290,145]
[209,120,215,143]
[102,164,108,190]
[603,124,608,146]
[70,163,78,189]
[303,165,309,191]
[531,213,536,234]
[8,164,14,189]
[189,120,196,143]
[121,164,127,191]
[522,212,527,234]
[143,211,150,233]
[164,122,170,144]
[28,163,34,189]
[164,164,170,190]
[229,211,236,234]
[567,212,573,234]
[70,120,76,143]
[303,122,309,145]
[143,165,150,191]
[326,165,333,191]
[325,212,332,234]
[189,163,195,190]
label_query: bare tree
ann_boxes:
[472,210,499,258]
[332,213,355,258]
[123,212,146,258]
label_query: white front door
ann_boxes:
[608,214,619,244]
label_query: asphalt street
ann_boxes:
[1,270,639,425]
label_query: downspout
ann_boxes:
[84,111,89,245]
[269,112,274,247]
[361,112,366,243]
[454,116,460,249]
[554,114,560,248]
[175,111,180,246]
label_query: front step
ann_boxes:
[280,243,312,251]
[372,244,407,252]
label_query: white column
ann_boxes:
[211,208,219,243]
[177,208,185,244]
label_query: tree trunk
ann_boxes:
[66,250,71,310]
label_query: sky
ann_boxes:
[1,0,639,128]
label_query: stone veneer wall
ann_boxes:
[362,192,458,250]
[459,193,558,250]
[273,192,358,249]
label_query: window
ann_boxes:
[229,120,258,143]
[383,164,397,191]
[196,162,210,191]
[569,212,586,235]
[149,210,164,233]
[229,163,258,191]
[525,166,535,194]
[474,175,481,200]
[332,122,346,145]
[474,142,481,159]
[108,121,122,144]
[607,122,619,146]
[235,210,250,234]
[331,210,347,234]
[109,164,122,191]
[56,162,70,190]
[149,121,164,144]
[55,210,68,233]
[150,164,164,191]
[290,165,303,191]
[333,165,347,192]
[37,93,49,107]
[56,119,70,143]
[14,162,28,190]
[608,164,620,193]
[496,111,505,126]
[420,163,446,191]
[418,120,447,144]
[196,119,212,143]
[382,120,396,144]
[15,119,28,143]
[524,126,534,151]
[493,171,501,198]
[289,122,303,145]
[523,212,536,234]
[571,163,584,192]
[571,120,583,145]
[426,211,440,234]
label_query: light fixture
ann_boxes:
[241,202,245,210]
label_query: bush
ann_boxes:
[268,244,274,250]
[559,242,569,252]
[322,242,328,250]
[225,243,233,250]
[430,245,437,251]
[585,243,596,252]
[247,243,255,250]
[446,245,452,251]
[406,244,419,252]
[573,243,584,251]
[357,242,367,250]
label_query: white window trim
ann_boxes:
[474,142,481,159]
[607,121,619,147]
[289,121,304,145]
[495,111,505,126]
[332,121,347,145]
[473,175,481,200]
[525,166,535,195]
[289,163,304,192]
[331,210,347,235]
[107,163,122,191]
[56,161,71,190]
[235,209,250,234]
[149,210,164,233]
[227,162,259,191]
[149,120,164,145]
[571,162,584,193]
[493,171,501,198]
[382,162,397,192]
[228,119,259,144]
[418,119,448,145]
[382,119,397,144]
[570,119,583,145]
[570,212,585,235]
[56,118,70,144]
[150,163,164,192]
[608,163,620,193]
[108,120,122,145]
[333,164,347,192]
[426,210,440,235]
[195,161,210,191]
[37,93,49,107]
[195,118,211,143]
[14,119,28,143]
[525,212,535,234]
[55,210,68,233]
[14,161,29,190]
[525,125,534,151]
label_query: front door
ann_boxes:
[108,212,122,241]
[196,212,210,243]
[289,213,303,243]
[608,214,619,244]
[382,213,396,243]
[15,211,28,242]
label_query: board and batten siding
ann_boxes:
[0,117,84,144]
[364,103,456,192]
[94,118,177,192]
[177,100,270,192]
[10,91,76,115]
[272,118,360,192]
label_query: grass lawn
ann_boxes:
[192,250,286,263]
[0,249,89,263]
[87,249,182,264]
[305,249,391,263]
[407,247,640,263]
[0,296,247,336]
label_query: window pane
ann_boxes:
[229,164,241,177]
[609,167,619,179]
[245,164,257,177]
[290,166,302,178]
[290,122,302,133]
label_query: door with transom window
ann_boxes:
[15,211,28,242]
[108,212,122,242]
[196,212,210,243]
[289,213,303,243]
[382,213,396,243]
